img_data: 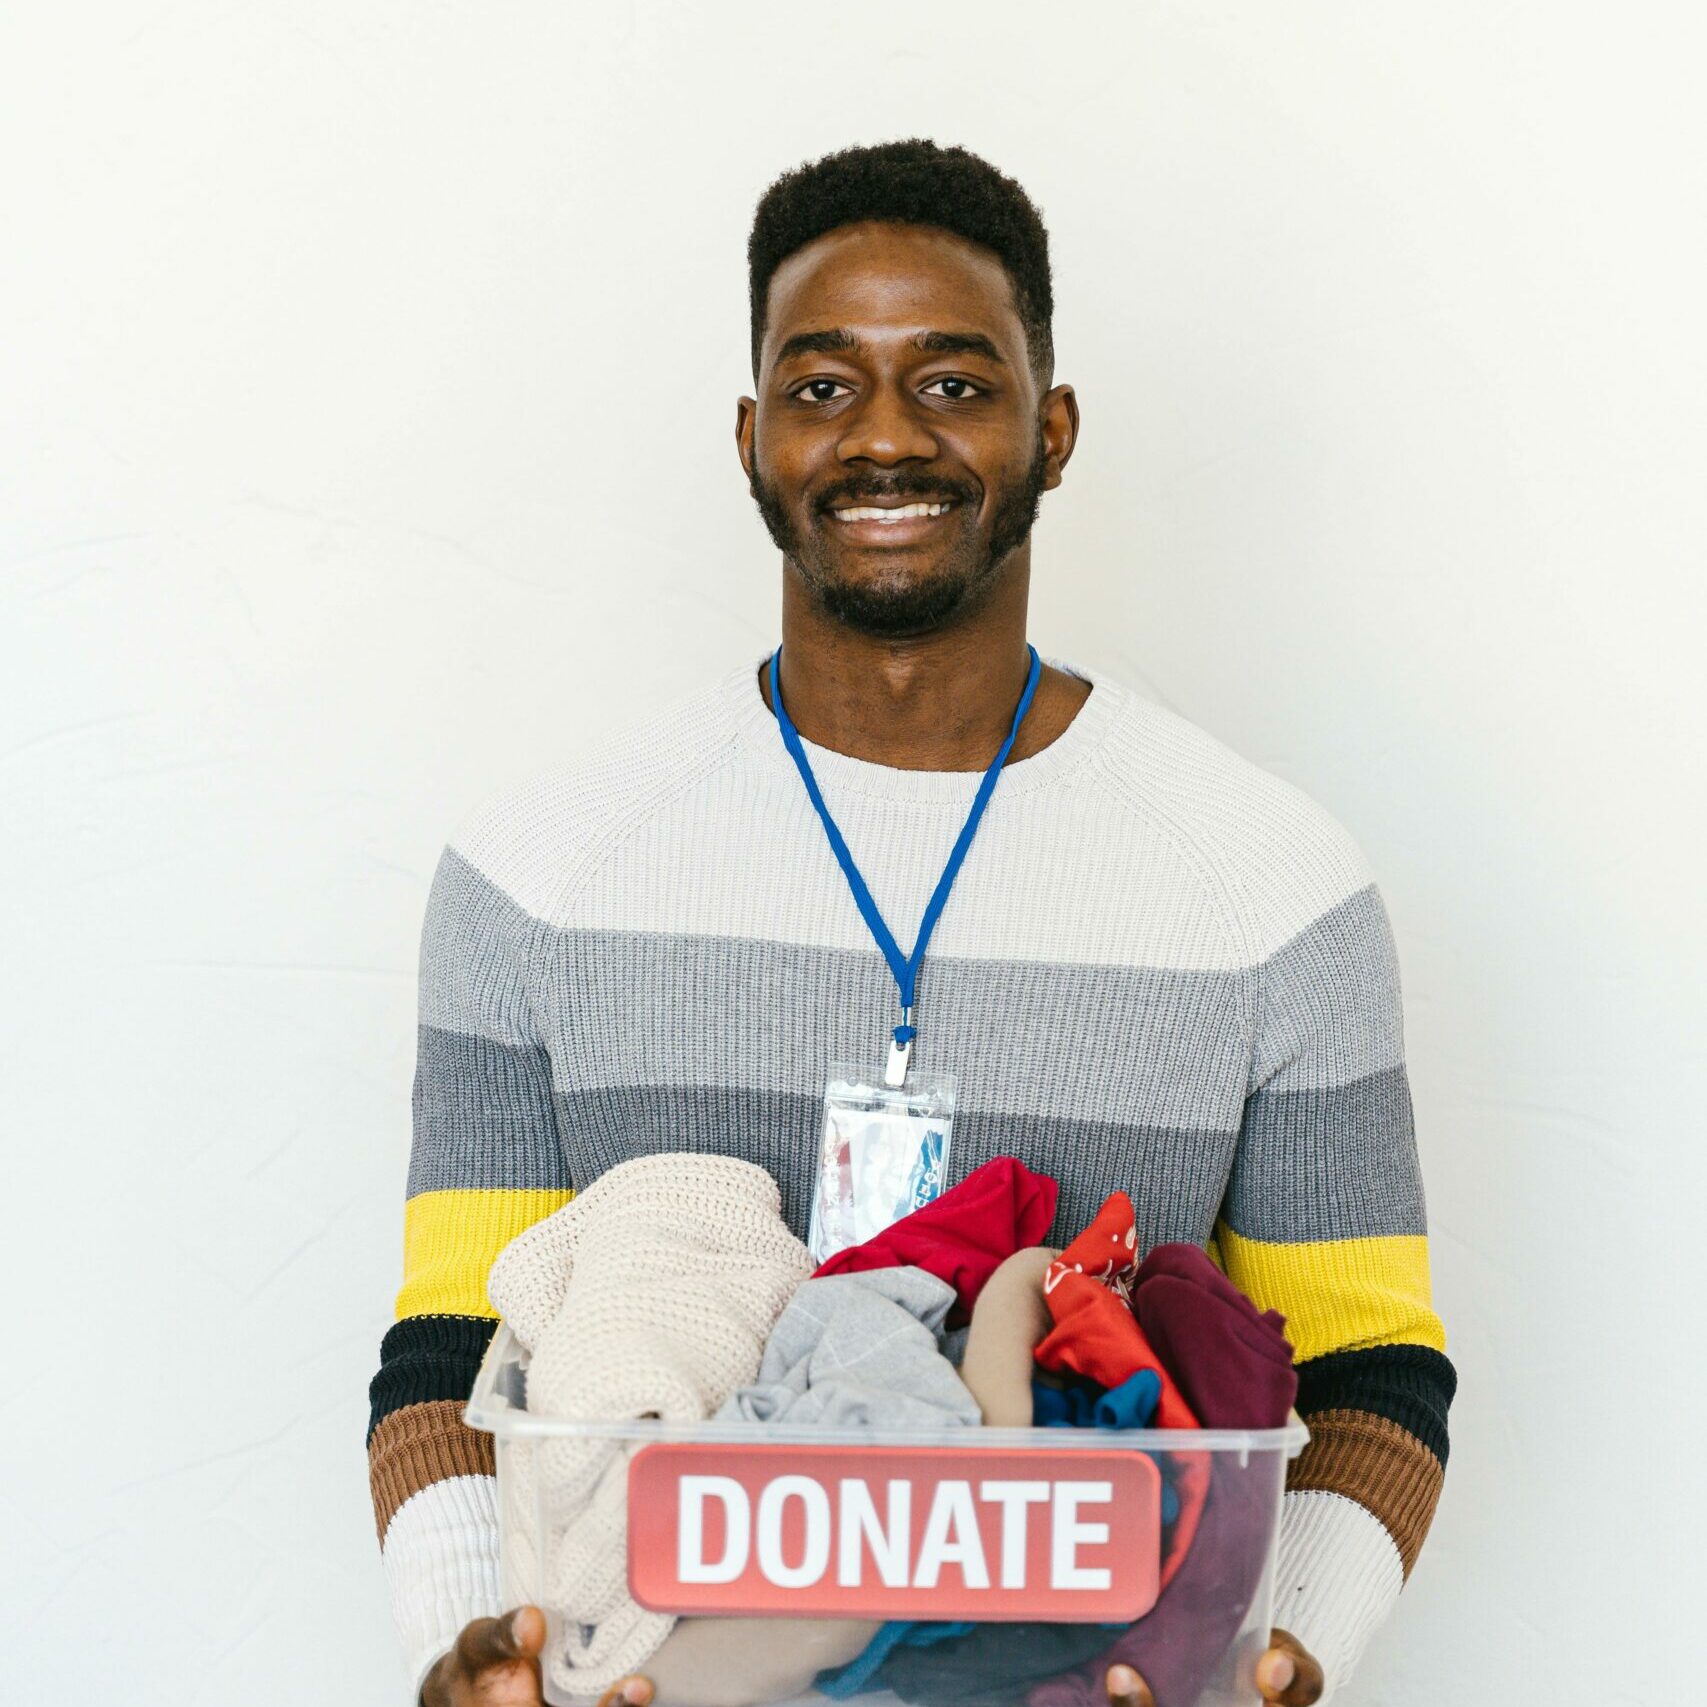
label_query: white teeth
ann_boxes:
[833,502,952,522]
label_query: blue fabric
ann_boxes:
[1032,1368,1161,1430]
[1031,1380,1090,1429]
[769,642,1042,1046]
[1097,1368,1161,1428]
[1031,1371,1178,1523]
[817,1618,977,1698]
[1157,1463,1180,1526]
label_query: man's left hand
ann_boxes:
[1105,1627,1323,1707]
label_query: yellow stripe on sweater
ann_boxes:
[396,1187,572,1321]
[1215,1223,1447,1363]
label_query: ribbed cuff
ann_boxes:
[1270,1490,1403,1704]
[1285,1409,1443,1576]
[368,1313,498,1444]
[371,1399,498,1546]
[1294,1345,1457,1464]
[380,1472,505,1699]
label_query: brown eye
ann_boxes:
[925,376,981,399]
[796,378,850,402]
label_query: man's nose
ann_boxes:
[836,383,940,465]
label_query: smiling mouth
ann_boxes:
[829,500,958,524]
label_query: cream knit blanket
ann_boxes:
[487,1154,812,1699]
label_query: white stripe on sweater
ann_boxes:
[382,1473,504,1701]
[449,654,1376,972]
[1272,1490,1405,1702]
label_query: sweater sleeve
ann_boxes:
[1213,870,1455,1701]
[367,839,573,1696]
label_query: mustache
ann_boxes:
[813,471,979,512]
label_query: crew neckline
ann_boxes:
[725,646,1128,803]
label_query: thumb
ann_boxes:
[502,1605,547,1657]
[1255,1629,1324,1705]
[423,1606,550,1705]
[1104,1663,1157,1707]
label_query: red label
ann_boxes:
[628,1442,1160,1622]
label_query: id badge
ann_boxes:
[806,1061,956,1266]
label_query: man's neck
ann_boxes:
[757,560,1093,772]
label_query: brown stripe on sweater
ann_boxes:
[369,1397,495,1545]
[1286,1407,1444,1576]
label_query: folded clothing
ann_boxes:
[812,1156,1060,1319]
[1033,1194,1198,1428]
[1026,1245,1298,1707]
[864,1224,1299,1707]
[1026,1450,1280,1707]
[1130,1243,1297,1428]
[486,1154,813,1699]
[1032,1192,1208,1591]
[718,1266,982,1430]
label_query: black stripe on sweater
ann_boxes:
[1294,1343,1457,1465]
[366,1313,498,1445]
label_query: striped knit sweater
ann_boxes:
[367,649,1454,1702]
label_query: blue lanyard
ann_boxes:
[769,642,1043,1070]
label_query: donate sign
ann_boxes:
[627,1443,1162,1621]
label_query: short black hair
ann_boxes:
[748,138,1054,385]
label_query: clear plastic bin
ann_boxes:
[466,1322,1309,1707]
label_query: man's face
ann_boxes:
[738,221,1075,638]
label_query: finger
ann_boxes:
[455,1606,547,1675]
[595,1675,656,1707]
[1269,1627,1323,1702]
[1103,1662,1157,1707]
[1255,1633,1324,1706]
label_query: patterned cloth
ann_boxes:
[1033,1192,1206,1592]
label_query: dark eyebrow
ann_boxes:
[774,328,862,364]
[912,330,1006,364]
[773,327,1008,367]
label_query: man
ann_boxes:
[367,139,1454,1707]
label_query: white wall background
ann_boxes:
[4,3,1702,1701]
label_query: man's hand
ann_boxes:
[419,1606,656,1707]
[1104,1628,1324,1707]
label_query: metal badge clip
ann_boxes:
[883,1033,912,1089]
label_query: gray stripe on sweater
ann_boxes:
[547,1083,1238,1254]
[407,1025,572,1196]
[407,1053,1421,1246]
[1249,885,1405,1095]
[418,847,541,1047]
[1222,1065,1426,1241]
[423,857,1406,1116]
[532,926,1258,1130]
[411,858,1420,1241]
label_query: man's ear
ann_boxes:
[1039,384,1079,491]
[735,396,758,481]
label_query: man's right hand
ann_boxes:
[419,1606,656,1707]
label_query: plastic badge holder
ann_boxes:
[467,1322,1310,1707]
[806,1063,956,1266]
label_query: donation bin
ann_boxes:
[467,1323,1309,1707]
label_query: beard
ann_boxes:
[748,431,1049,638]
